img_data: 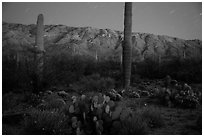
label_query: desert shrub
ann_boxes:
[196,113,202,133]
[96,60,121,77]
[175,59,202,83]
[3,92,41,111]
[2,124,22,135]
[43,53,119,89]
[172,83,199,109]
[71,73,115,92]
[43,53,92,87]
[153,87,169,105]
[133,59,162,79]
[119,114,148,135]
[2,55,34,93]
[41,99,66,111]
[153,85,199,108]
[23,92,42,107]
[2,51,98,92]
[2,57,19,91]
[37,93,68,111]
[133,58,202,83]
[3,50,120,92]
[23,109,71,135]
[42,92,62,102]
[138,106,165,128]
[2,92,26,112]
[174,91,199,109]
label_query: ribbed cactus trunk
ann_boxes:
[33,14,44,93]
[36,14,44,52]
[122,2,132,88]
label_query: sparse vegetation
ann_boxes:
[23,109,71,135]
[139,106,165,128]
[71,73,115,92]
[133,58,202,83]
[119,114,148,135]
[2,3,202,135]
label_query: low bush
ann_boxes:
[71,73,115,92]
[174,90,199,109]
[2,92,25,112]
[43,53,92,87]
[23,92,42,107]
[112,105,165,134]
[196,113,202,133]
[39,99,66,111]
[119,113,148,135]
[152,87,170,105]
[2,124,24,135]
[23,109,71,135]
[138,106,165,128]
[2,55,34,92]
[132,58,202,83]
[153,84,199,109]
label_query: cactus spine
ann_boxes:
[123,2,132,88]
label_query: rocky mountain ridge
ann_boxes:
[2,22,202,62]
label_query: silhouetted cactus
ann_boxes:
[33,14,44,93]
[183,44,187,59]
[123,2,132,88]
[36,14,44,51]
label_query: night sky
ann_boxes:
[2,2,202,40]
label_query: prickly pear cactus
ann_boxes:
[98,93,104,104]
[105,105,110,114]
[96,120,103,134]
[78,95,89,114]
[104,96,110,103]
[71,116,78,128]
[37,92,137,134]
[69,104,75,114]
[108,100,115,111]
[96,107,103,120]
[93,95,99,103]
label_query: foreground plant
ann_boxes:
[23,109,71,135]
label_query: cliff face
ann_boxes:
[2,22,202,62]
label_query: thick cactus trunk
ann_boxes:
[36,14,44,51]
[33,14,44,93]
[123,2,132,88]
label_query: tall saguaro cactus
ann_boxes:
[122,2,132,88]
[33,14,44,92]
[36,14,44,51]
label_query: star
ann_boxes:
[169,9,176,15]
[25,8,30,13]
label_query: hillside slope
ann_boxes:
[2,22,202,62]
